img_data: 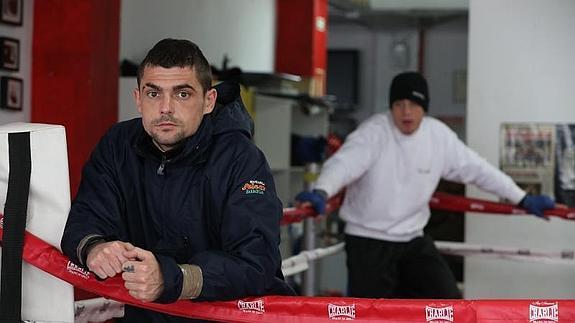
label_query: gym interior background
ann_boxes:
[1,0,575,299]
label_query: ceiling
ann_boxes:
[328,0,469,28]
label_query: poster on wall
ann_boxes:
[0,76,22,110]
[555,124,575,206]
[0,37,19,71]
[500,123,575,207]
[0,0,23,26]
[500,123,555,196]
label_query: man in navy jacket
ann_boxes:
[61,38,293,322]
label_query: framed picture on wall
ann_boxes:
[0,37,19,71]
[1,76,23,110]
[0,0,23,26]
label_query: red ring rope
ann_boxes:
[2,192,575,322]
[280,192,575,225]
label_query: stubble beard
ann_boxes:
[150,115,186,151]
[151,130,186,151]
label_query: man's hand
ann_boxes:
[519,194,555,220]
[87,241,135,279]
[122,247,164,302]
[295,189,327,215]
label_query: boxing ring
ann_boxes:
[3,123,575,322]
[2,193,575,322]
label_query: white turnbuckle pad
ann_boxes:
[0,122,74,322]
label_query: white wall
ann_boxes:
[425,17,468,119]
[424,17,468,140]
[465,0,575,298]
[328,23,419,122]
[0,0,34,125]
[373,29,420,114]
[328,24,377,122]
[120,0,275,72]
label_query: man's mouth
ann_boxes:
[155,120,179,128]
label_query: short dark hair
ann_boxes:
[137,38,212,93]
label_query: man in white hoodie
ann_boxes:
[296,71,555,299]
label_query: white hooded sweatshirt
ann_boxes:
[315,112,525,242]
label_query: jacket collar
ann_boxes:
[135,115,213,166]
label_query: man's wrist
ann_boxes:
[518,193,530,207]
[77,234,106,266]
[178,264,203,299]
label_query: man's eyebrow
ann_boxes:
[142,83,197,93]
[143,83,161,90]
[173,84,196,92]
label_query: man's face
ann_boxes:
[390,99,425,135]
[134,65,216,151]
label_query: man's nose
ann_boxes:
[160,96,173,114]
[398,104,411,114]
[403,103,418,114]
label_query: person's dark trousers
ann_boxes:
[345,234,462,299]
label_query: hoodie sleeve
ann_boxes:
[440,123,526,204]
[188,139,290,301]
[60,130,125,266]
[315,115,385,197]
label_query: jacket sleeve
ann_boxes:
[315,116,384,197]
[60,131,126,265]
[440,125,526,204]
[189,141,287,301]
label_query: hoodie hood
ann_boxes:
[210,81,254,138]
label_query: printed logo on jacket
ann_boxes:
[242,180,266,195]
[328,303,356,320]
[529,302,558,322]
[237,299,265,314]
[425,304,454,323]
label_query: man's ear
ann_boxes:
[203,88,217,114]
[133,87,142,114]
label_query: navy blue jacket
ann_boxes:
[61,82,294,322]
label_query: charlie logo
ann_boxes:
[425,305,454,322]
[328,304,356,320]
[412,90,426,100]
[66,261,90,279]
[470,203,485,211]
[241,180,266,195]
[529,302,558,322]
[237,299,265,314]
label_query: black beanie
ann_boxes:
[389,71,429,112]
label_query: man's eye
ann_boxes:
[177,91,189,98]
[146,91,158,98]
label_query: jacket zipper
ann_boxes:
[157,144,202,175]
[157,155,168,175]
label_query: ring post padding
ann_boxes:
[0,123,74,323]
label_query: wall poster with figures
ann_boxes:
[500,123,575,207]
[555,124,575,207]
